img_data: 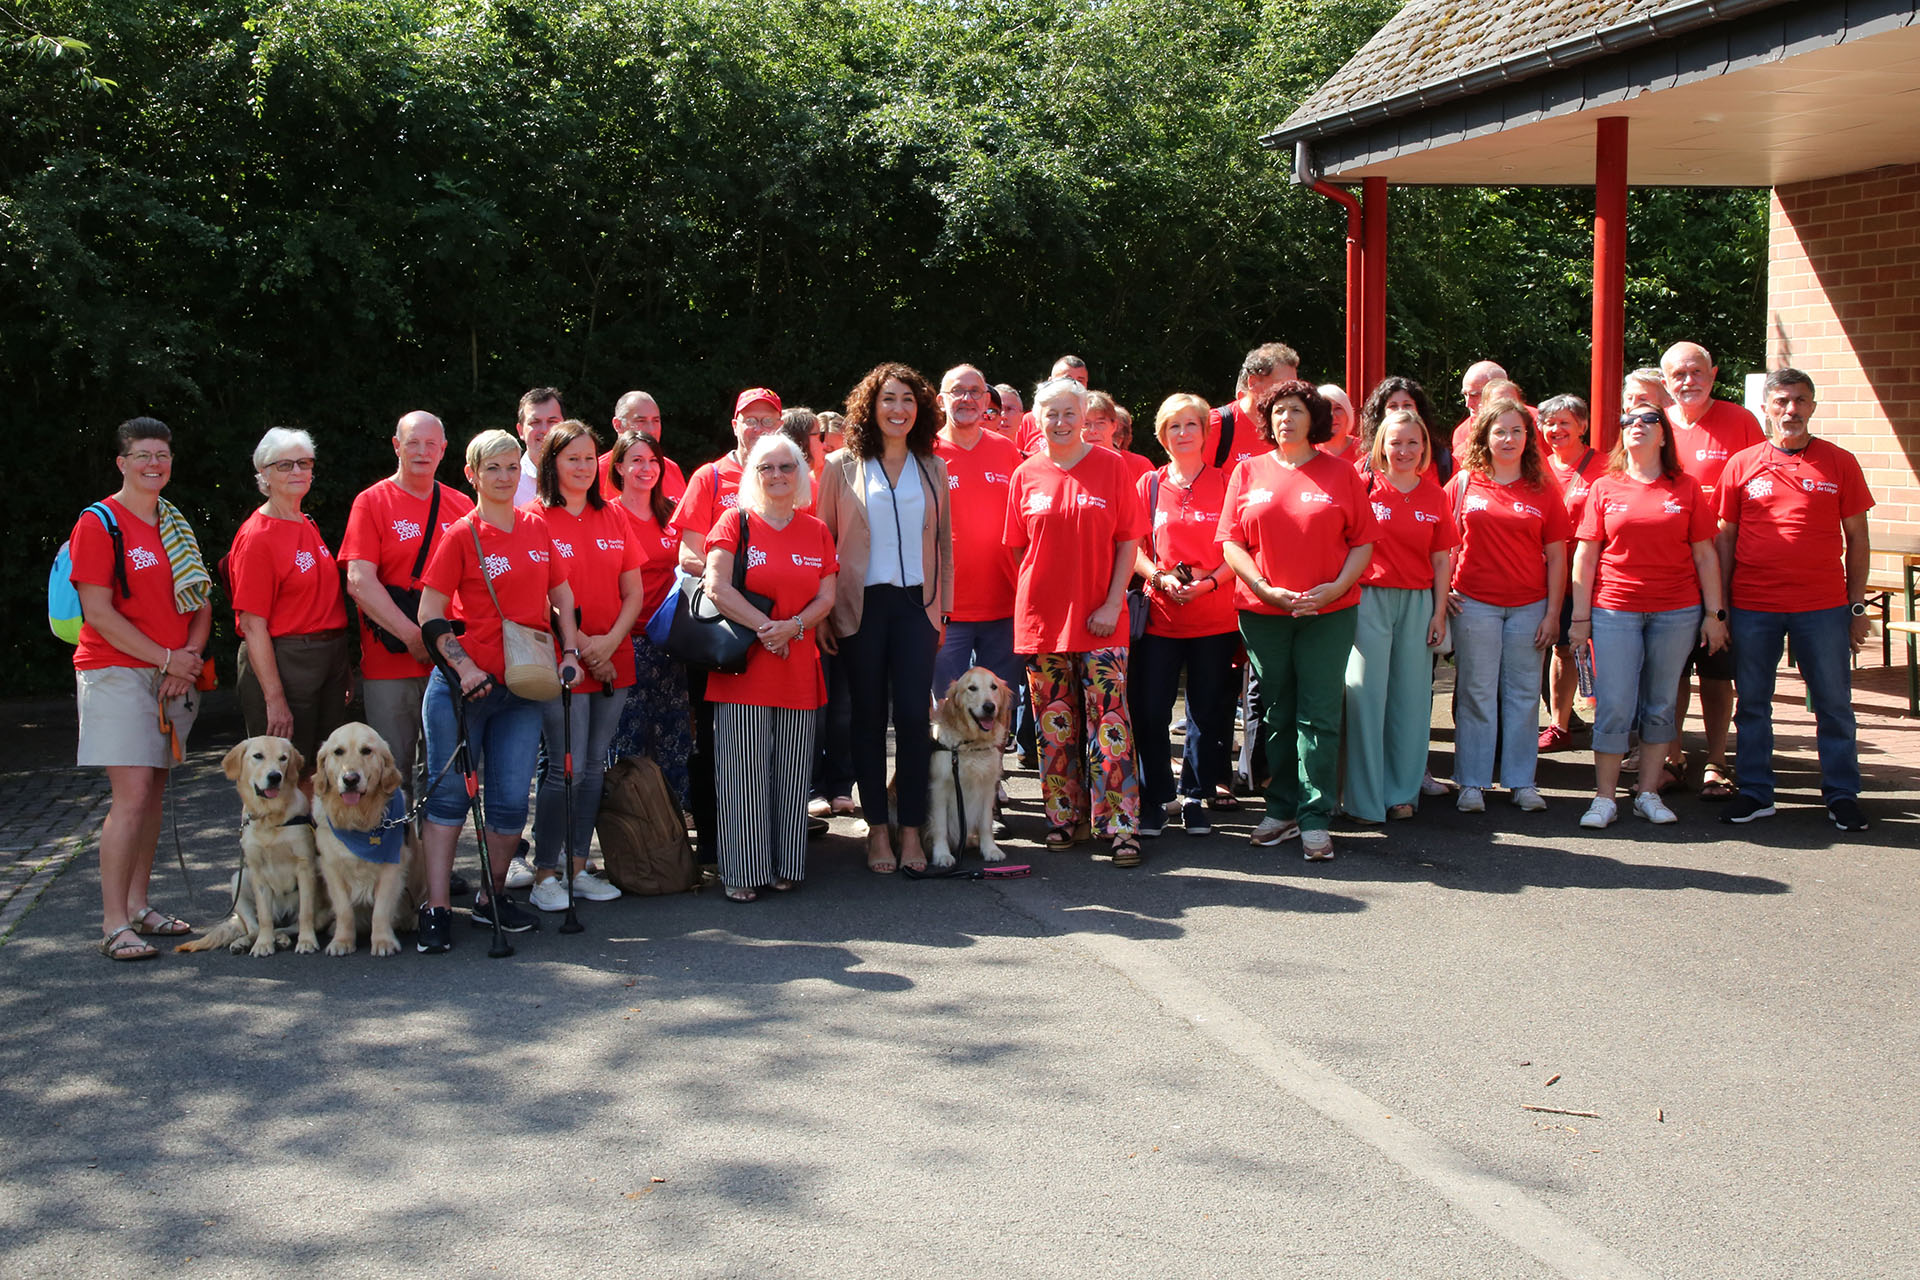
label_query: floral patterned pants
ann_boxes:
[1026,648,1139,837]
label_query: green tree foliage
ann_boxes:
[2,0,1763,689]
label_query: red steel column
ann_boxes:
[1362,176,1388,395]
[1311,181,1365,404]
[1591,117,1628,451]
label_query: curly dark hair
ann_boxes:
[1460,398,1547,488]
[1252,379,1332,446]
[843,362,939,459]
[1358,376,1440,456]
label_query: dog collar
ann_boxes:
[330,793,407,864]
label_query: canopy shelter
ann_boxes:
[1262,0,1920,497]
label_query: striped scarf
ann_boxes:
[157,498,212,614]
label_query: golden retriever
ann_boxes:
[928,667,1013,868]
[178,737,322,957]
[312,722,419,957]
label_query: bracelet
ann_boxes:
[562,647,581,657]
[160,648,172,672]
[791,617,806,639]
[1569,616,1591,624]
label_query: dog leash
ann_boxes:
[156,691,194,900]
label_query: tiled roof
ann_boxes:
[1276,0,1706,136]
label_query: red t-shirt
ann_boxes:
[421,510,569,683]
[934,431,1022,621]
[1138,466,1236,638]
[69,497,192,671]
[525,501,644,691]
[702,511,837,710]
[1360,472,1459,592]
[672,454,745,539]
[1716,439,1874,612]
[1576,472,1715,612]
[1669,399,1764,502]
[226,510,350,637]
[1002,447,1149,654]
[340,478,475,680]
[1118,450,1155,483]
[1015,411,1042,456]
[1443,472,1572,607]
[1547,447,1607,536]
[616,503,681,631]
[1216,451,1379,615]
[1205,403,1274,475]
[596,449,687,506]
[1320,437,1365,469]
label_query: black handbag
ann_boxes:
[366,484,442,654]
[666,510,774,674]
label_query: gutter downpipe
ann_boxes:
[1362,176,1388,396]
[1592,117,1628,452]
[1306,151,1365,406]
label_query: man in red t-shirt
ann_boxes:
[1205,341,1297,473]
[932,363,1024,700]
[992,384,1024,448]
[1714,368,1875,831]
[1661,341,1765,798]
[598,390,688,504]
[341,410,475,801]
[513,387,565,508]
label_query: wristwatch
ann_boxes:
[1850,602,1868,617]
[1714,609,1728,621]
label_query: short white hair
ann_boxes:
[734,433,812,514]
[1031,376,1087,413]
[252,427,316,494]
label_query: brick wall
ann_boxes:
[1769,163,1920,545]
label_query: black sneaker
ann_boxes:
[1138,808,1165,838]
[415,906,452,954]
[1180,799,1212,836]
[1721,794,1777,825]
[471,892,541,933]
[1828,796,1870,832]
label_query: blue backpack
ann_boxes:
[49,502,129,644]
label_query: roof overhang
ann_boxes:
[1269,0,1920,186]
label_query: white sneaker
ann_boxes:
[571,869,621,901]
[807,797,832,819]
[504,856,537,890]
[1632,791,1678,824]
[529,876,570,912]
[1249,816,1300,846]
[1580,797,1618,829]
[1456,787,1485,813]
[1512,787,1548,812]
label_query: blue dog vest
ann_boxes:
[331,793,407,864]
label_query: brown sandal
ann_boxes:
[1700,763,1736,800]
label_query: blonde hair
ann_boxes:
[1368,409,1431,474]
[1152,393,1211,453]
[464,428,521,475]
[735,433,812,513]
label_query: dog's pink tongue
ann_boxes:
[261,786,280,799]
[342,790,364,806]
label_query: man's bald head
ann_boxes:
[393,410,447,484]
[1460,360,1509,415]
[613,391,663,440]
[939,364,990,433]
[1050,355,1090,387]
[1659,342,1717,421]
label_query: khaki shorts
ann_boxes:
[76,666,201,769]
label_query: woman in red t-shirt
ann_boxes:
[1442,400,1569,813]
[607,431,694,813]
[1127,394,1239,837]
[1539,394,1607,754]
[71,417,214,959]
[1568,408,1727,829]
[226,427,351,780]
[1004,377,1149,866]
[414,430,585,951]
[704,434,839,901]
[1218,382,1378,861]
[520,422,646,910]
[1342,409,1457,824]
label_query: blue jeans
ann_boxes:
[1590,605,1700,755]
[535,685,631,869]
[934,617,1020,701]
[1731,605,1860,803]
[1128,629,1239,808]
[1452,595,1547,791]
[421,669,546,834]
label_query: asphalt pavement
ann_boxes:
[1,689,1915,1279]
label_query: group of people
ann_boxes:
[68,342,1877,959]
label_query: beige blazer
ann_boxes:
[814,447,953,639]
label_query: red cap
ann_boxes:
[733,387,782,417]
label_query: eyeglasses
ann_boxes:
[740,416,781,431]
[981,407,1002,418]
[123,452,173,465]
[946,387,987,399]
[756,462,799,475]
[1619,410,1663,428]
[266,458,316,473]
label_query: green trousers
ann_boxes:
[1239,607,1358,832]
[1342,586,1437,822]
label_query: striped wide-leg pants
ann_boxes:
[714,702,816,891]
